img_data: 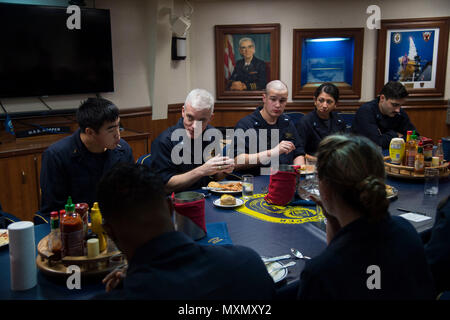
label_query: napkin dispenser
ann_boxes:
[173,192,206,241]
[8,221,37,291]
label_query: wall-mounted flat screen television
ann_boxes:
[0,3,114,98]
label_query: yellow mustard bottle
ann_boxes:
[90,202,107,252]
[389,137,405,165]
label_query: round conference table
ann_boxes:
[0,173,448,300]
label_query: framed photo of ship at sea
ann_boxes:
[292,28,364,100]
[375,17,449,98]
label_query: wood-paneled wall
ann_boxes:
[2,100,449,151]
[139,100,450,146]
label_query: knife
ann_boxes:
[261,254,291,263]
[396,208,428,216]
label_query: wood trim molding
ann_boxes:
[119,106,152,117]
[212,99,448,112]
[168,104,183,113]
[3,99,447,124]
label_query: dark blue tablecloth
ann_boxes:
[0,223,105,300]
[386,175,450,233]
[1,173,448,299]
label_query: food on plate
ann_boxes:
[0,230,8,247]
[296,165,316,174]
[208,181,242,191]
[207,181,222,188]
[385,184,395,197]
[220,194,236,205]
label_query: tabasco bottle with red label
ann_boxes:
[414,142,425,174]
[61,196,84,257]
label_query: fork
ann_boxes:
[269,261,296,273]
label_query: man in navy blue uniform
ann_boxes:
[296,82,347,156]
[94,163,275,300]
[228,37,267,91]
[40,98,134,218]
[150,89,234,193]
[352,81,418,149]
[232,80,305,175]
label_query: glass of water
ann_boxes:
[298,172,320,199]
[242,174,254,199]
[424,168,439,195]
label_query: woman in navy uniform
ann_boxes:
[296,83,346,157]
[297,134,435,300]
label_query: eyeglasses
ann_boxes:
[240,45,254,50]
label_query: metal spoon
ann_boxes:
[262,254,291,263]
[290,248,311,260]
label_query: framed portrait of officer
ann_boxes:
[215,24,280,100]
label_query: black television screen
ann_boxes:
[0,3,114,98]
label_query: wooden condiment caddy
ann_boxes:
[384,156,449,179]
[36,235,124,277]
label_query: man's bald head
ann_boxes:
[265,80,288,94]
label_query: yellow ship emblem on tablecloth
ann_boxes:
[235,194,325,224]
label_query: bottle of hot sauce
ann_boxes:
[47,211,62,257]
[61,197,84,257]
[402,130,413,165]
[75,203,89,238]
[436,139,444,165]
[414,141,425,174]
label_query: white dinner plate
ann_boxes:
[0,229,9,248]
[386,186,398,200]
[208,181,243,194]
[213,198,244,208]
[265,261,288,283]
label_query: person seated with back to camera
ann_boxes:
[296,82,347,159]
[423,195,450,296]
[296,133,435,300]
[94,162,275,300]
